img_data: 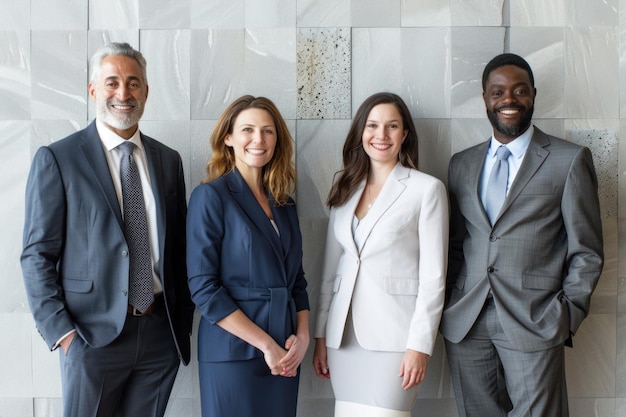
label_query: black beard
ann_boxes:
[487,104,534,138]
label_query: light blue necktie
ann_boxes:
[485,145,511,225]
[119,141,154,313]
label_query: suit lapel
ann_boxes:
[226,170,285,263]
[463,141,492,226]
[354,163,407,254]
[333,182,363,259]
[270,202,292,258]
[79,122,124,232]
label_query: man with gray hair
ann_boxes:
[21,42,193,417]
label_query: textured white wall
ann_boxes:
[0,0,624,416]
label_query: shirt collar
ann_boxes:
[95,119,143,152]
[487,125,533,160]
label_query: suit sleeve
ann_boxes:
[20,147,75,350]
[407,179,449,354]
[186,184,240,324]
[561,147,604,335]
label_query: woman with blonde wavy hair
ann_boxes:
[187,95,310,417]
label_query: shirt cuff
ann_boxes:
[53,329,76,350]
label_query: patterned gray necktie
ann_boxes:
[119,141,154,313]
[485,145,511,225]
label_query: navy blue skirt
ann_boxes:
[199,357,300,417]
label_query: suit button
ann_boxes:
[487,267,495,273]
[489,235,497,242]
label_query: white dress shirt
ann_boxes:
[96,119,162,295]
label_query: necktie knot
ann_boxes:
[495,145,511,161]
[119,141,136,157]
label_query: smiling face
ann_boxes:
[483,64,536,143]
[88,55,148,139]
[361,103,408,167]
[225,108,277,175]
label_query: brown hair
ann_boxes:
[204,95,295,206]
[327,92,419,207]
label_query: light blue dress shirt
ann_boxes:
[479,125,534,211]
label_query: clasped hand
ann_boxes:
[263,333,308,377]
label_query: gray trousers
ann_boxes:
[444,298,568,417]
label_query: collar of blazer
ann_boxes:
[224,168,291,261]
[79,121,129,234]
[335,162,410,255]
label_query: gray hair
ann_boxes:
[89,42,148,84]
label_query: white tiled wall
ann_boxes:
[1,1,623,416]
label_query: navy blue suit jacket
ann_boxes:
[21,121,194,364]
[187,169,309,362]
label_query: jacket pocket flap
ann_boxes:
[63,278,94,293]
[332,276,341,293]
[384,277,418,295]
[522,274,561,291]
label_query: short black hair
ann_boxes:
[482,53,534,91]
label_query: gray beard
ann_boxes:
[96,98,143,131]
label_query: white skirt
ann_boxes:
[327,311,418,417]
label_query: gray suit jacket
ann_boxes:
[440,127,603,352]
[21,121,194,364]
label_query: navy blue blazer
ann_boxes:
[187,169,309,362]
[21,121,194,364]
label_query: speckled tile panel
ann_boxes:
[296,28,350,119]
[565,119,619,220]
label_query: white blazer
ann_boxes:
[314,163,448,354]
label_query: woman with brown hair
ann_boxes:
[313,92,448,417]
[187,95,309,417]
